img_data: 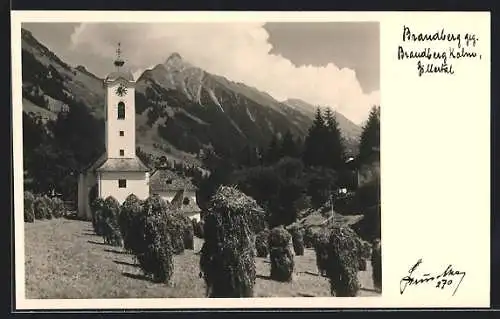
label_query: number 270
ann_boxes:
[436,279,452,289]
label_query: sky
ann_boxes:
[22,22,379,125]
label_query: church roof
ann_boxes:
[81,152,108,173]
[105,71,135,83]
[95,156,150,172]
[149,169,197,192]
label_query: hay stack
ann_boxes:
[193,219,204,238]
[269,226,294,282]
[304,227,316,248]
[289,226,305,256]
[255,229,270,258]
[51,197,65,218]
[313,228,330,277]
[325,225,361,297]
[119,194,143,253]
[371,238,382,291]
[91,198,105,236]
[356,238,372,271]
[201,186,260,298]
[165,211,188,255]
[24,191,35,223]
[41,195,53,219]
[102,196,123,247]
[135,195,174,284]
[33,196,49,220]
[182,217,195,250]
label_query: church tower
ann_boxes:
[77,42,150,220]
[104,43,136,159]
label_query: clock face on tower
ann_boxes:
[115,84,128,97]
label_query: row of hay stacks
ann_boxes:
[201,186,381,297]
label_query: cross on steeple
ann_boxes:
[114,42,125,70]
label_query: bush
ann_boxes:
[91,198,105,236]
[255,229,270,258]
[101,196,123,247]
[325,225,361,297]
[119,194,143,253]
[51,197,65,218]
[201,186,257,297]
[269,226,294,282]
[312,228,330,276]
[371,238,382,291]
[33,196,49,220]
[24,191,35,222]
[289,226,304,256]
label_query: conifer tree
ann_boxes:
[358,106,380,165]
[323,107,346,170]
[303,107,327,167]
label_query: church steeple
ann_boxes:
[104,42,134,83]
[114,42,125,70]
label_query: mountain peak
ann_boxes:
[166,52,183,63]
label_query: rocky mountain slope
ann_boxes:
[21,28,362,167]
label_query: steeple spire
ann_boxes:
[114,42,125,70]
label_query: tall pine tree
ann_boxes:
[303,107,327,167]
[323,107,346,170]
[358,106,380,165]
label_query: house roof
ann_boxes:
[149,169,197,192]
[95,156,150,172]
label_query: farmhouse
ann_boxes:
[149,168,201,221]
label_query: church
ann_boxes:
[77,44,150,220]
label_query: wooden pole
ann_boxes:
[330,192,334,225]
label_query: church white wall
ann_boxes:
[105,80,136,159]
[77,172,97,220]
[100,171,149,204]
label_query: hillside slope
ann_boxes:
[21,29,362,166]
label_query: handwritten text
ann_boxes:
[397,25,482,76]
[400,258,466,296]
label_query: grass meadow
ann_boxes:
[25,218,380,299]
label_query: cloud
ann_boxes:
[70,23,379,124]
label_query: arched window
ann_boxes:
[117,102,125,119]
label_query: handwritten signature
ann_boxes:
[400,259,466,296]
